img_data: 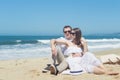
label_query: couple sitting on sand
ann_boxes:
[43,25,119,75]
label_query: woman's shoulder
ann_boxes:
[81,37,87,42]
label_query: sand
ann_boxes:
[0,48,120,80]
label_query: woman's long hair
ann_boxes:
[72,28,82,45]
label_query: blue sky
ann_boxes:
[0,0,120,35]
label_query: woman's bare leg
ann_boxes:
[93,66,105,75]
[93,66,119,75]
[97,64,106,70]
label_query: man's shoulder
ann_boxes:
[57,37,66,40]
[57,37,72,42]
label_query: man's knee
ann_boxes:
[56,46,61,53]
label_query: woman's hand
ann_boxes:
[81,37,88,54]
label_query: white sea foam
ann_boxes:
[87,38,120,51]
[0,46,51,60]
[88,43,120,49]
[37,40,50,44]
[16,40,22,43]
[87,38,120,42]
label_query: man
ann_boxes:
[42,25,72,73]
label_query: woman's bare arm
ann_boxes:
[81,37,88,54]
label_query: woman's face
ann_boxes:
[71,30,76,39]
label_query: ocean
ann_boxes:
[0,33,120,60]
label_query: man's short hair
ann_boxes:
[63,25,72,32]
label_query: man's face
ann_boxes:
[63,27,72,40]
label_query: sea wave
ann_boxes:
[0,38,120,45]
[0,40,38,45]
[0,38,120,60]
[0,40,50,45]
[88,43,120,49]
[87,38,120,51]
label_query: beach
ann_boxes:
[0,0,120,80]
[0,48,120,80]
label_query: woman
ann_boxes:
[50,28,119,75]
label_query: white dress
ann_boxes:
[62,46,84,75]
[80,52,101,73]
[62,46,102,75]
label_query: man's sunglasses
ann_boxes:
[64,30,71,34]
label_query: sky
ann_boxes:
[0,0,120,36]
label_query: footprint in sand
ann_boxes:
[28,69,40,77]
[0,67,4,69]
[15,60,27,66]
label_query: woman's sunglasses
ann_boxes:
[70,32,76,35]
